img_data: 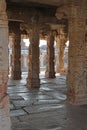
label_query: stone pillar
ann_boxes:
[85,28,87,88]
[56,27,67,74]
[26,17,40,88]
[67,5,86,104]
[0,0,12,130]
[56,4,87,104]
[10,22,21,80]
[45,31,55,78]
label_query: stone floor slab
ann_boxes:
[24,104,65,114]
[10,109,27,117]
[7,73,87,130]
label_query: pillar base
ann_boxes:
[11,71,21,80]
[26,78,40,88]
[57,68,67,75]
[45,71,55,78]
[0,94,12,130]
[67,90,87,105]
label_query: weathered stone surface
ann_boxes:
[26,17,40,88]
[0,1,12,129]
[0,95,12,130]
[6,72,87,130]
[55,26,68,74]
[10,109,27,117]
[45,31,55,78]
[9,95,24,100]
[12,100,34,109]
[9,21,21,80]
[56,4,87,104]
[67,5,86,104]
[10,103,15,110]
[24,104,65,114]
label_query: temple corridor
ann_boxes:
[0,0,87,129]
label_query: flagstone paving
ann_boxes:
[7,73,87,130]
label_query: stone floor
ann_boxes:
[7,72,87,130]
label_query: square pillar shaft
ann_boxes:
[45,31,55,78]
[26,18,40,88]
[67,5,86,104]
[9,22,21,80]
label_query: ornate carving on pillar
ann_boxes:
[26,15,40,88]
[55,26,68,74]
[0,0,12,129]
[0,0,7,21]
[56,4,87,104]
[9,22,21,80]
[45,31,55,78]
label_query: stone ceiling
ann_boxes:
[7,0,83,36]
[6,0,68,7]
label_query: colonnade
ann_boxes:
[0,0,87,130]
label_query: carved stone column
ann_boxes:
[9,22,21,80]
[45,31,55,78]
[26,17,40,88]
[56,4,87,104]
[67,6,86,104]
[56,27,67,74]
[0,0,12,130]
[85,28,87,90]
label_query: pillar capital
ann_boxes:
[9,21,21,35]
[55,3,86,20]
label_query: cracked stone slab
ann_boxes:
[10,109,27,117]
[9,95,24,100]
[24,104,65,114]
[12,100,34,109]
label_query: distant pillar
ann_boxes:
[56,27,67,74]
[26,17,40,88]
[9,22,21,80]
[45,31,55,78]
[0,0,12,130]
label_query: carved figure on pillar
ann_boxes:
[0,0,6,12]
[0,0,7,20]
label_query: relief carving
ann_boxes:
[0,0,7,20]
[0,0,6,12]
